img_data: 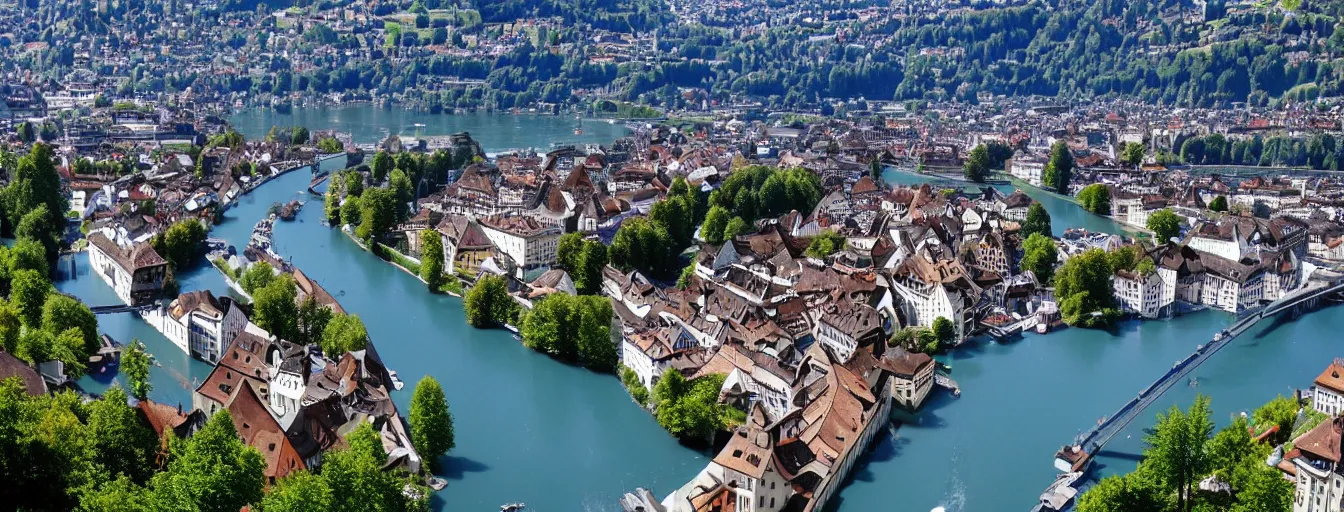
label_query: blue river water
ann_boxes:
[52,110,1344,511]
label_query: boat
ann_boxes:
[574,128,583,135]
[389,370,405,391]
[1054,445,1093,473]
[501,503,525,511]
[1038,471,1084,511]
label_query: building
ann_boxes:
[478,214,562,272]
[883,348,934,410]
[87,230,168,305]
[141,290,248,363]
[1114,269,1167,318]
[1009,156,1045,187]
[1289,416,1344,512]
[1314,360,1344,417]
[812,301,884,363]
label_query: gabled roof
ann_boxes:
[0,350,45,395]
[225,380,306,480]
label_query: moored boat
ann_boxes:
[1038,471,1084,511]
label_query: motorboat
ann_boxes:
[501,503,525,512]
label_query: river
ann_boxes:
[53,110,1344,511]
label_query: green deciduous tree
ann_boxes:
[964,144,991,183]
[42,292,99,354]
[3,144,68,252]
[609,217,675,279]
[1076,467,1165,512]
[804,231,846,259]
[1020,233,1059,283]
[252,274,299,342]
[1209,195,1229,213]
[320,313,369,356]
[371,151,393,183]
[322,423,427,512]
[149,410,266,512]
[1042,141,1074,194]
[652,370,743,441]
[239,262,276,294]
[463,274,514,328]
[420,229,446,291]
[150,220,208,270]
[1077,184,1111,215]
[1252,395,1298,446]
[356,187,398,244]
[123,340,152,401]
[296,295,333,347]
[1055,249,1120,328]
[700,205,731,245]
[1021,202,1053,239]
[340,195,362,226]
[409,375,455,471]
[931,316,956,346]
[258,471,332,512]
[1147,209,1183,242]
[11,269,49,327]
[1121,142,1147,168]
[520,294,615,372]
[1144,395,1214,512]
[87,385,157,484]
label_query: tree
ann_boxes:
[409,376,455,471]
[316,137,344,154]
[963,144,991,183]
[9,238,48,276]
[11,269,49,327]
[723,216,751,240]
[805,231,846,259]
[1231,457,1292,512]
[1021,202,1053,239]
[41,292,99,354]
[239,262,276,294]
[296,296,332,347]
[1020,233,1059,283]
[1147,209,1182,242]
[16,121,34,142]
[79,475,155,512]
[343,171,365,198]
[17,204,59,261]
[700,205,731,245]
[340,195,362,226]
[151,220,208,270]
[652,371,743,441]
[290,126,309,146]
[1077,184,1111,215]
[258,471,333,512]
[420,229,445,291]
[320,313,368,356]
[1076,468,1164,512]
[676,265,696,290]
[463,274,513,328]
[123,340,152,401]
[3,144,67,249]
[149,410,266,512]
[321,423,426,512]
[1143,394,1214,512]
[576,241,608,296]
[1209,195,1229,212]
[519,294,614,371]
[371,151,393,183]
[609,217,675,278]
[556,232,584,272]
[356,187,397,244]
[87,386,157,484]
[389,169,414,222]
[1252,395,1298,446]
[0,299,20,353]
[252,275,299,342]
[1042,141,1074,194]
[1055,249,1120,328]
[931,316,956,347]
[1121,142,1147,168]
[869,158,882,181]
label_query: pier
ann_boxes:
[1032,278,1344,510]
